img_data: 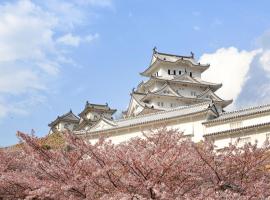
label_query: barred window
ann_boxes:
[230,121,242,129]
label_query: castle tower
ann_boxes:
[124,48,232,117]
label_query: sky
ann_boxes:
[1,0,270,146]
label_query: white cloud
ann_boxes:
[0,0,56,62]
[0,67,45,95]
[57,33,99,47]
[76,0,112,7]
[0,0,58,118]
[200,47,261,108]
[0,0,109,119]
[259,50,270,73]
[39,0,112,30]
[57,33,81,46]
[85,33,99,42]
[0,103,26,119]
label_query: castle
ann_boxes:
[49,48,270,149]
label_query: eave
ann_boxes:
[48,111,80,127]
[142,76,222,92]
[141,56,210,77]
[78,107,117,117]
[75,102,214,136]
[204,122,270,137]
[48,118,79,127]
[203,103,270,125]
[140,92,206,103]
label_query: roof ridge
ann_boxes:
[155,50,193,59]
[154,56,209,67]
[116,101,211,122]
[60,110,79,120]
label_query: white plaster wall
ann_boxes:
[211,131,270,149]
[88,108,270,149]
[150,98,187,109]
[205,114,270,134]
[90,132,145,145]
[57,122,76,132]
[155,64,201,78]
[89,115,206,144]
[86,112,100,120]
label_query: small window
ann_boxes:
[168,69,171,75]
[170,103,173,107]
[266,133,270,140]
[179,71,181,75]
[157,102,160,106]
[190,72,192,77]
[173,70,176,75]
[191,91,196,96]
[156,72,159,76]
[161,102,164,107]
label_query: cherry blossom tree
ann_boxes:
[0,128,270,199]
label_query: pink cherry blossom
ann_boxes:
[0,128,270,199]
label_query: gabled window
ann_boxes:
[163,90,170,94]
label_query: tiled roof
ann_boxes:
[204,103,270,125]
[204,121,270,137]
[141,49,210,76]
[79,101,117,117]
[48,110,79,127]
[81,102,214,133]
[152,50,208,67]
[144,75,222,91]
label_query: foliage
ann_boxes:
[0,128,270,199]
[7,132,66,151]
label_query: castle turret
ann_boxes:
[77,102,117,130]
[48,110,79,134]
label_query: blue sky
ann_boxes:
[1,0,270,146]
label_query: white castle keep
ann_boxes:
[49,48,270,149]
